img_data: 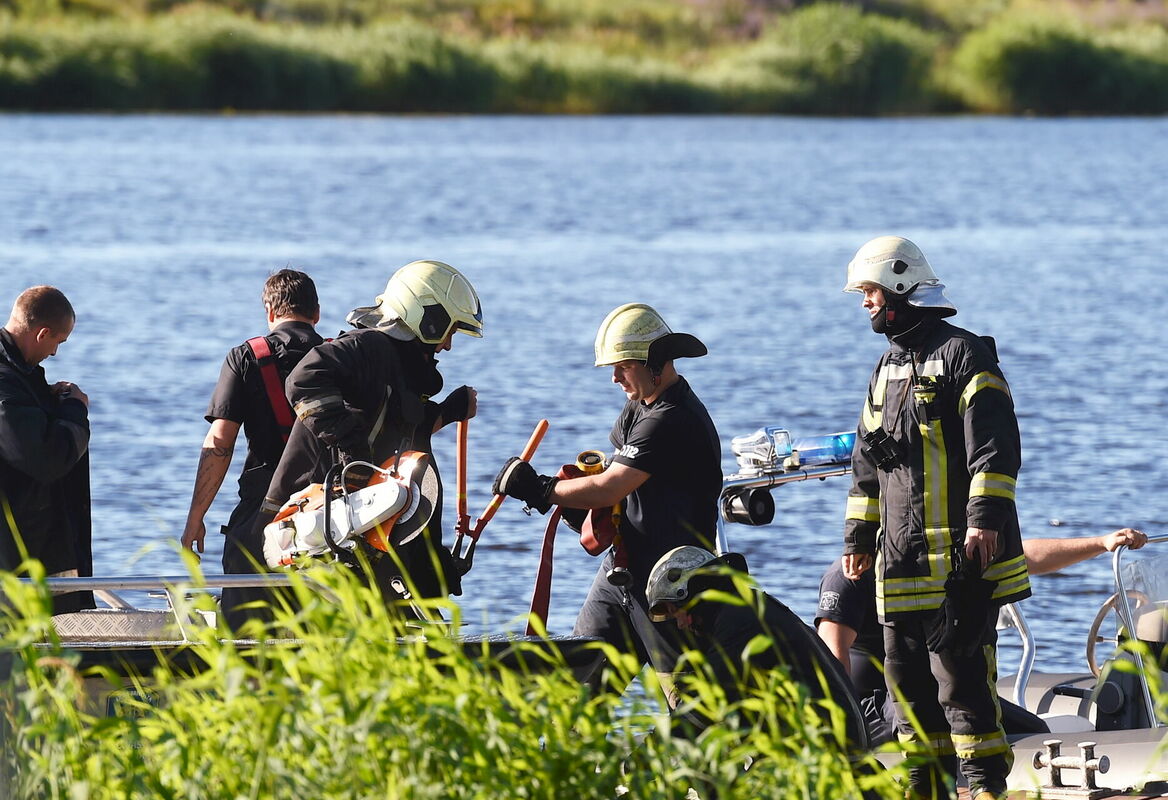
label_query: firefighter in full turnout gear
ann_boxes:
[840,236,1030,800]
[248,260,482,614]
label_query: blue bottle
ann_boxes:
[791,431,856,466]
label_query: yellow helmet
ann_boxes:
[348,260,483,344]
[593,303,707,370]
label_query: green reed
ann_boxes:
[702,3,944,114]
[0,562,901,799]
[1,2,1166,113]
[949,10,1168,114]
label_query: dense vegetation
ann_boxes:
[0,562,901,799]
[0,0,1166,113]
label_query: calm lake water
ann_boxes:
[2,114,1167,673]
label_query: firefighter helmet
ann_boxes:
[348,260,483,345]
[843,236,956,313]
[593,303,707,370]
[645,545,719,622]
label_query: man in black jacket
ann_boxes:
[0,286,93,614]
[841,236,1030,800]
[181,269,322,626]
[250,260,481,609]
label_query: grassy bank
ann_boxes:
[1,2,1166,112]
[0,564,900,799]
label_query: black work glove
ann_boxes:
[926,567,996,656]
[560,507,587,533]
[336,445,376,491]
[491,456,557,515]
[438,385,473,425]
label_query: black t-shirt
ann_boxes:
[205,321,323,475]
[609,376,721,590]
[815,560,884,661]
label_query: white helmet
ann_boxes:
[645,545,718,622]
[348,260,483,345]
[843,236,956,314]
[594,303,706,371]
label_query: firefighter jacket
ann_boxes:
[251,327,459,598]
[844,317,1031,620]
[0,329,94,613]
[259,327,443,516]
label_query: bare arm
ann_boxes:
[549,462,649,509]
[1023,528,1147,576]
[180,419,240,555]
[815,620,858,676]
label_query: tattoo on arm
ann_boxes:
[189,446,234,515]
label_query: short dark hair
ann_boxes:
[13,286,74,331]
[262,269,318,318]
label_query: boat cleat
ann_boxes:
[1031,739,1112,799]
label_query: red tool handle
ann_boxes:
[526,507,561,635]
[473,418,549,535]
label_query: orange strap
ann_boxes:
[246,336,295,443]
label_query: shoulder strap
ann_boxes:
[245,336,295,443]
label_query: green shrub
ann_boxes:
[0,564,901,799]
[950,12,1168,113]
[340,22,499,112]
[708,3,942,114]
[175,14,354,110]
[486,39,717,112]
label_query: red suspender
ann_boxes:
[245,336,295,443]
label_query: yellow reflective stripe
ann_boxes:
[919,420,949,577]
[863,367,890,431]
[881,574,949,593]
[958,371,1011,416]
[983,554,1025,583]
[846,495,880,522]
[897,731,955,756]
[924,526,956,578]
[993,575,1031,601]
[877,584,947,615]
[883,360,946,381]
[877,573,947,615]
[862,397,880,433]
[970,472,1016,501]
[292,392,345,420]
[879,596,945,615]
[952,731,1010,758]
